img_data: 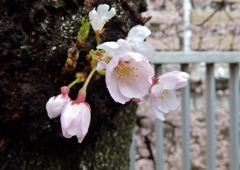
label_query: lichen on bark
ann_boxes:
[0,0,147,169]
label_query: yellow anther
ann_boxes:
[114,62,139,84]
[160,95,165,99]
[164,90,169,94]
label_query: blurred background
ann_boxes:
[132,0,240,169]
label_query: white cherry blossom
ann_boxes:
[150,71,189,120]
[89,4,116,31]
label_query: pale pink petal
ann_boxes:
[97,39,131,57]
[174,71,189,89]
[158,73,178,90]
[107,71,130,104]
[89,9,103,31]
[151,83,163,97]
[127,25,153,59]
[115,39,132,54]
[105,8,116,19]
[46,95,70,119]
[127,25,151,42]
[105,55,119,85]
[60,101,81,132]
[63,103,90,143]
[106,54,131,103]
[97,41,119,55]
[118,53,154,98]
[150,94,161,108]
[151,107,165,121]
[60,102,91,143]
[96,61,107,72]
[64,115,80,137]
[131,41,154,60]
[97,4,109,16]
[157,90,178,113]
[77,103,91,143]
[89,8,98,20]
[62,131,72,138]
[89,4,116,31]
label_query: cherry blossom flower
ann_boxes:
[150,71,189,120]
[126,25,154,60]
[46,86,71,119]
[89,4,116,32]
[96,39,131,72]
[97,39,154,103]
[97,39,132,58]
[105,51,154,104]
[60,90,91,143]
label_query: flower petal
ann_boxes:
[132,41,154,60]
[97,39,131,57]
[174,71,190,89]
[127,25,151,42]
[150,94,161,108]
[60,101,81,134]
[105,7,116,20]
[46,95,70,119]
[97,4,110,16]
[157,90,178,113]
[151,106,165,121]
[151,83,163,98]
[105,55,119,85]
[60,102,91,143]
[158,73,179,90]
[118,53,154,98]
[77,103,91,143]
[107,70,130,104]
[96,61,108,72]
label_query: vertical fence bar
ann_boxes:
[130,132,135,170]
[206,63,216,170]
[155,64,164,170]
[181,64,191,170]
[229,63,239,170]
[184,0,191,52]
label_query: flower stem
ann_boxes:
[81,67,96,92]
[76,67,96,103]
[95,30,100,45]
[68,78,81,88]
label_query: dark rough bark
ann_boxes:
[0,0,147,169]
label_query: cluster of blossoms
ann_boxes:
[46,4,189,143]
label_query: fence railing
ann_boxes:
[130,51,240,170]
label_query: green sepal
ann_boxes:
[88,49,105,69]
[77,18,91,40]
[97,70,106,75]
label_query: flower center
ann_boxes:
[115,62,139,84]
[160,90,169,100]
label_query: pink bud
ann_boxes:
[61,86,70,95]
[60,101,91,143]
[46,86,71,119]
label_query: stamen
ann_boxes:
[115,61,139,84]
[160,95,164,99]
[164,90,169,94]
[159,90,169,100]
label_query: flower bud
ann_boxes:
[46,86,71,119]
[60,101,91,143]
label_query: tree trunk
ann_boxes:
[0,0,147,169]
